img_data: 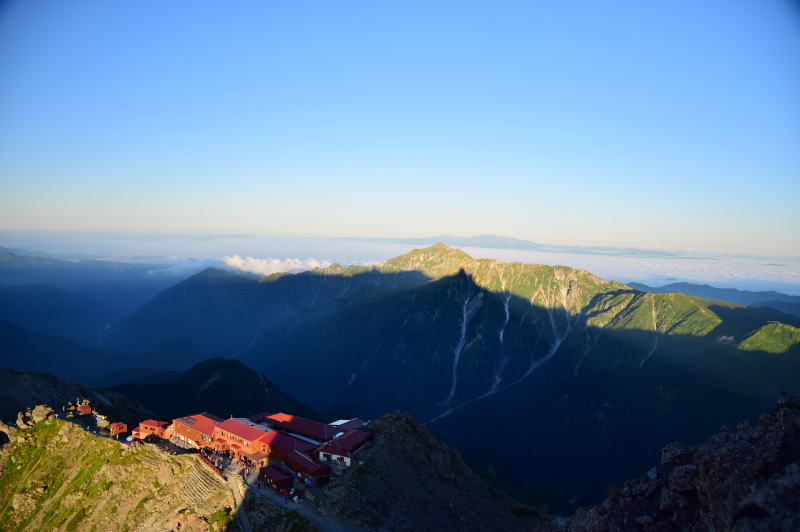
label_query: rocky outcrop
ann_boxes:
[546,398,800,531]
[314,411,537,531]
[15,404,57,428]
[0,368,155,426]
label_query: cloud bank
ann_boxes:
[222,255,332,275]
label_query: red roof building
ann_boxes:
[327,418,365,432]
[286,450,328,484]
[136,420,169,439]
[109,422,127,437]
[261,413,341,443]
[256,430,316,461]
[316,429,372,467]
[212,418,271,462]
[76,404,92,416]
[173,412,222,448]
[259,465,293,492]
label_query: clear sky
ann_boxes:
[1,1,798,255]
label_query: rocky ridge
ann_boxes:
[313,410,535,531]
[0,367,154,426]
[542,397,800,531]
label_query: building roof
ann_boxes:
[317,429,371,458]
[319,445,351,458]
[110,422,126,429]
[216,418,269,442]
[140,420,169,429]
[265,413,339,442]
[257,430,316,454]
[286,450,328,477]
[260,465,292,482]
[174,413,221,437]
[330,429,371,451]
[328,418,365,431]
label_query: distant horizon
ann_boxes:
[2,229,799,295]
[2,228,799,260]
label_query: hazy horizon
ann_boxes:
[3,229,799,295]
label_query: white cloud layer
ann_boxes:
[222,255,331,275]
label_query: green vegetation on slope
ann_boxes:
[0,415,234,531]
[0,412,315,532]
[738,322,800,354]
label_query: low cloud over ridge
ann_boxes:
[222,255,331,275]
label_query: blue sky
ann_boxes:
[1,1,798,255]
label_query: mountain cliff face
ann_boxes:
[0,410,313,531]
[103,244,800,502]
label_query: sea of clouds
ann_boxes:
[221,255,332,275]
[2,231,798,295]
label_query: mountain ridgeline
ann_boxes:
[102,244,800,502]
[109,357,318,420]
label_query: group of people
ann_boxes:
[199,447,227,473]
[237,456,254,480]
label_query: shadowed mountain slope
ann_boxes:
[0,285,111,345]
[110,357,317,420]
[0,319,112,385]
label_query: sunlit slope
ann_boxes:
[0,417,234,531]
[0,413,311,532]
[738,322,800,354]
[378,242,724,336]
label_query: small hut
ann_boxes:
[259,465,292,492]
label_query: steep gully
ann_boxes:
[431,279,577,424]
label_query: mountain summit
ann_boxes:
[110,357,316,420]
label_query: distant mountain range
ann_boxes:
[336,234,711,258]
[95,243,800,503]
[0,249,195,323]
[630,281,800,318]
[0,319,111,384]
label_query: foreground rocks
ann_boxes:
[545,398,800,531]
[15,404,57,428]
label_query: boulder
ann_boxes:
[660,441,691,468]
[30,405,56,423]
[668,464,698,493]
